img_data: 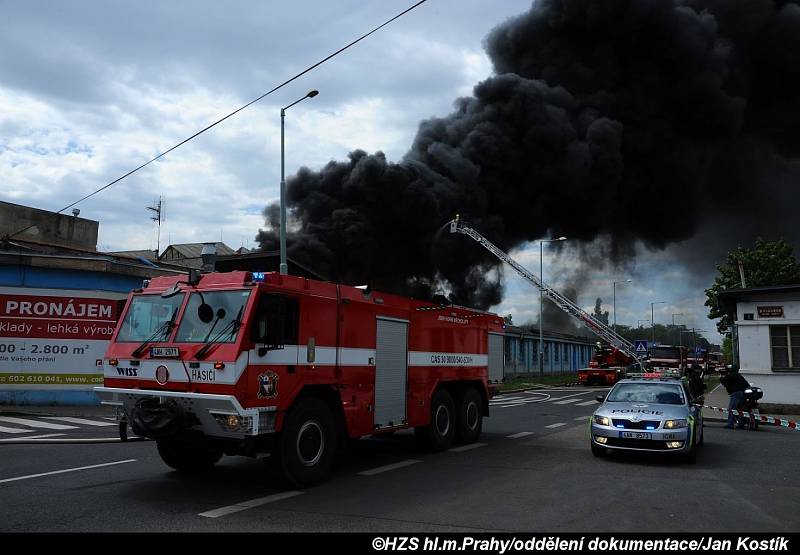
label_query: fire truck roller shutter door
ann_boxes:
[374,317,409,429]
[488,333,504,383]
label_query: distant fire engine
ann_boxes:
[95,270,504,486]
[647,345,688,374]
[577,342,633,386]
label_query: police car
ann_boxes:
[589,371,704,462]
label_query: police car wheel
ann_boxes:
[156,439,222,472]
[278,397,337,488]
[590,442,606,457]
[455,387,483,445]
[415,388,456,451]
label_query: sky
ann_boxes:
[0,0,723,343]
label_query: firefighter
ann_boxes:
[720,365,750,429]
[684,363,705,400]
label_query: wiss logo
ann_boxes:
[116,367,138,377]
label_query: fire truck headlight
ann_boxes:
[594,415,611,426]
[664,419,687,429]
[212,413,253,433]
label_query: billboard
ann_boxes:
[0,288,126,389]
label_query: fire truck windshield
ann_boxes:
[649,347,680,359]
[117,294,184,342]
[175,290,251,343]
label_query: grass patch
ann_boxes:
[705,375,720,392]
[499,373,578,392]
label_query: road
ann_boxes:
[1,387,799,532]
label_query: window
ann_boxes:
[770,325,800,370]
[117,294,184,342]
[175,290,251,343]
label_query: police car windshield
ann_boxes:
[116,294,184,342]
[606,383,685,405]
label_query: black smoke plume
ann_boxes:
[258,0,800,311]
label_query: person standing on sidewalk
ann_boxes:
[720,365,750,429]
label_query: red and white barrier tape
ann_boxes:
[698,404,798,430]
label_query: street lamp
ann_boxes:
[280,89,319,275]
[672,313,683,345]
[612,279,632,332]
[650,301,666,345]
[539,236,567,376]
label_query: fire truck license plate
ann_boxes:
[151,347,179,358]
[620,432,651,439]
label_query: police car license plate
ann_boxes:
[620,431,651,439]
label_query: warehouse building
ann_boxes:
[503,324,594,376]
[0,201,183,405]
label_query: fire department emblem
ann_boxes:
[257,371,279,399]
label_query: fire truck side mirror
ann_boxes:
[307,337,315,363]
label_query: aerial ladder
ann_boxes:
[449,216,645,366]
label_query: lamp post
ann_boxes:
[650,301,666,345]
[672,313,683,345]
[612,279,632,333]
[539,236,567,376]
[280,89,319,275]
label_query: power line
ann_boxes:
[5,0,429,241]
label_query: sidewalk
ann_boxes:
[702,384,800,427]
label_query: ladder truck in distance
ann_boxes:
[448,216,646,382]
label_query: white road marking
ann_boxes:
[43,417,117,427]
[0,459,136,485]
[493,402,529,408]
[358,459,422,476]
[576,400,599,406]
[490,396,525,403]
[14,433,66,439]
[199,491,304,518]
[545,423,567,429]
[574,416,591,421]
[449,442,487,452]
[507,432,535,439]
[0,417,77,430]
[0,425,31,434]
[553,398,581,405]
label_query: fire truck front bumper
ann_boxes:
[94,387,276,440]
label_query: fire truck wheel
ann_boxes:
[455,387,483,444]
[415,388,456,451]
[278,397,337,488]
[156,439,222,472]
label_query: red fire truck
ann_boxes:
[95,270,505,486]
[577,342,633,386]
[647,345,688,374]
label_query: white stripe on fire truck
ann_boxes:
[407,352,488,367]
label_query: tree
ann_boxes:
[705,239,800,333]
[593,298,609,325]
[722,335,733,363]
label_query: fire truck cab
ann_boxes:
[95,270,504,486]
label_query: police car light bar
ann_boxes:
[626,370,681,379]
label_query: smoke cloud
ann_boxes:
[258,0,800,311]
